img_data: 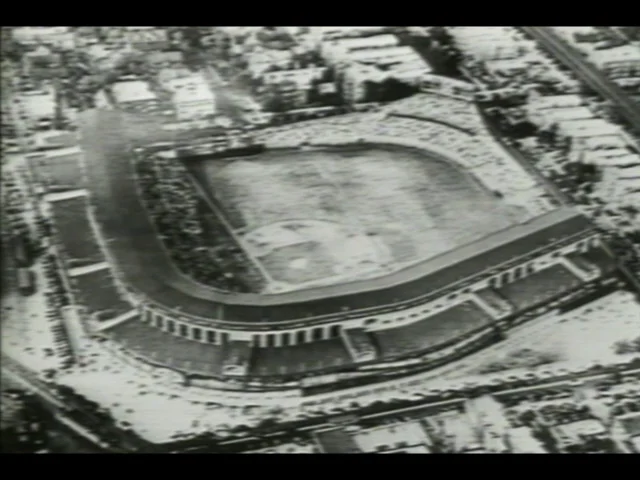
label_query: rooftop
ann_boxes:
[112,80,157,104]
[173,83,215,104]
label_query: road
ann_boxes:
[193,364,640,453]
[521,26,640,137]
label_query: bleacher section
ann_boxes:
[250,338,352,377]
[28,150,84,192]
[566,251,602,281]
[372,301,493,360]
[342,328,378,363]
[581,247,616,275]
[49,196,104,268]
[497,263,583,311]
[314,428,362,454]
[107,318,225,377]
[473,287,515,318]
[71,268,132,321]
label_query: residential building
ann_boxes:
[123,27,170,51]
[12,27,75,49]
[589,45,640,78]
[352,422,432,453]
[262,67,327,87]
[147,51,183,69]
[112,80,158,108]
[598,164,640,201]
[506,427,547,453]
[583,149,640,168]
[611,412,640,453]
[15,86,56,126]
[549,419,608,452]
[310,27,389,44]
[167,74,216,121]
[450,27,531,61]
[247,48,294,78]
[557,118,623,140]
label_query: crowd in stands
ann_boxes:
[134,148,265,293]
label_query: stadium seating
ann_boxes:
[49,196,105,268]
[134,148,265,293]
[497,263,583,311]
[389,93,488,134]
[372,301,493,359]
[71,268,133,321]
[107,318,226,377]
[314,428,362,454]
[28,152,84,192]
[473,287,515,318]
[250,338,352,376]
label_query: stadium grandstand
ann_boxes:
[50,92,621,389]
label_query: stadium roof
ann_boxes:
[81,110,595,327]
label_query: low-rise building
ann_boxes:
[549,419,608,451]
[507,427,547,453]
[589,45,640,78]
[112,80,158,109]
[450,27,530,61]
[528,106,595,128]
[262,67,327,87]
[611,412,640,453]
[16,86,56,126]
[166,74,216,121]
[12,26,75,49]
[557,118,623,140]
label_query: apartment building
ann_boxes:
[12,27,75,49]
[450,27,531,61]
[589,45,640,78]
[166,74,216,121]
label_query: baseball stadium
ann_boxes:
[41,92,619,391]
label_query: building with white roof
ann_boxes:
[12,27,74,49]
[507,427,546,453]
[583,149,640,167]
[262,67,326,88]
[310,27,388,43]
[112,80,158,105]
[598,164,640,202]
[246,48,294,78]
[528,105,595,128]
[16,87,56,125]
[558,118,623,139]
[167,74,216,121]
[579,134,629,151]
[321,34,399,62]
[353,422,431,453]
[527,92,585,111]
[589,45,640,78]
[450,27,530,61]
